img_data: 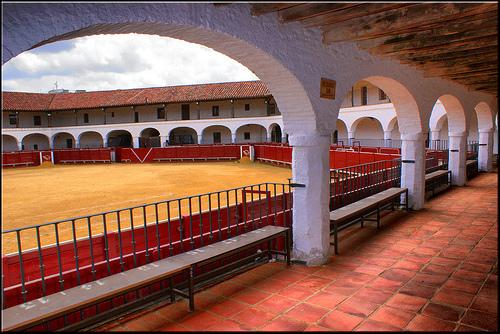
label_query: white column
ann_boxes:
[289,132,331,265]
[384,131,392,147]
[75,138,80,149]
[231,132,237,144]
[448,132,467,186]
[132,137,140,148]
[282,134,287,144]
[17,141,23,151]
[267,133,273,142]
[478,128,494,172]
[430,130,440,142]
[160,135,167,147]
[348,131,355,145]
[401,133,426,210]
[197,134,203,145]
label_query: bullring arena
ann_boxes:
[2,159,291,254]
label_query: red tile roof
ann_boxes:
[2,81,271,112]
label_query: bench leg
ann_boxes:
[286,229,291,266]
[169,277,175,303]
[188,266,194,312]
[376,206,380,229]
[360,216,364,228]
[334,221,339,255]
[405,190,409,212]
[268,240,272,261]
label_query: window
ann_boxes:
[181,104,190,120]
[244,132,251,140]
[84,113,89,123]
[9,114,17,125]
[134,111,139,123]
[34,115,41,126]
[245,104,250,111]
[379,89,387,101]
[212,105,220,117]
[361,86,368,105]
[267,103,276,115]
[111,112,115,118]
[157,107,165,119]
[213,132,221,144]
[66,139,73,148]
[33,144,38,150]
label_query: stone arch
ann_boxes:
[475,102,494,131]
[78,131,103,148]
[235,124,267,143]
[334,119,348,144]
[201,125,231,144]
[351,117,384,140]
[169,127,198,145]
[22,133,50,151]
[435,95,467,134]
[3,3,320,133]
[140,127,161,148]
[107,130,133,148]
[51,132,75,149]
[2,134,19,152]
[268,123,282,143]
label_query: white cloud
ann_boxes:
[2,34,259,92]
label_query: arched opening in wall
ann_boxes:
[235,124,266,143]
[351,117,384,147]
[52,132,75,149]
[140,128,161,148]
[334,120,348,145]
[79,131,103,148]
[22,133,50,151]
[430,96,467,154]
[169,127,197,145]
[2,135,19,152]
[201,125,231,144]
[269,123,282,143]
[107,130,132,148]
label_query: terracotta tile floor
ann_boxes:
[100,171,497,331]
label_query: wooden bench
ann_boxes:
[2,225,290,332]
[256,157,291,166]
[329,187,408,254]
[425,170,451,198]
[60,160,111,164]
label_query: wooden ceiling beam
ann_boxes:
[423,63,497,77]
[448,70,498,80]
[397,46,498,63]
[250,3,301,16]
[364,35,497,58]
[323,3,496,43]
[276,3,360,23]
[299,3,413,28]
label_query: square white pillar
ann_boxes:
[231,133,237,144]
[478,129,494,172]
[132,137,140,148]
[401,133,426,210]
[448,132,467,186]
[289,133,331,266]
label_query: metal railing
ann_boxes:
[335,138,402,149]
[2,182,293,312]
[329,159,401,210]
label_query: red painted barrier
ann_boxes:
[117,145,242,163]
[2,151,41,167]
[52,149,111,163]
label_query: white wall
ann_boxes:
[355,118,384,139]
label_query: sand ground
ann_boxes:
[2,161,291,253]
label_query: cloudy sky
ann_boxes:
[2,33,259,93]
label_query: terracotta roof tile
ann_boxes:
[2,81,271,112]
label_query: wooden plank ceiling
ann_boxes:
[249,3,498,96]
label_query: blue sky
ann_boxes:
[2,34,259,93]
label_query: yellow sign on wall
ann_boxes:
[320,78,336,100]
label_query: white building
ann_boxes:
[3,80,494,154]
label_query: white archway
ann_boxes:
[22,133,50,151]
[52,132,75,149]
[2,135,19,152]
[107,130,133,148]
[235,124,267,143]
[169,127,198,145]
[268,123,282,143]
[140,127,161,148]
[78,131,103,148]
[201,125,231,144]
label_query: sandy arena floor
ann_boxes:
[2,161,291,254]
